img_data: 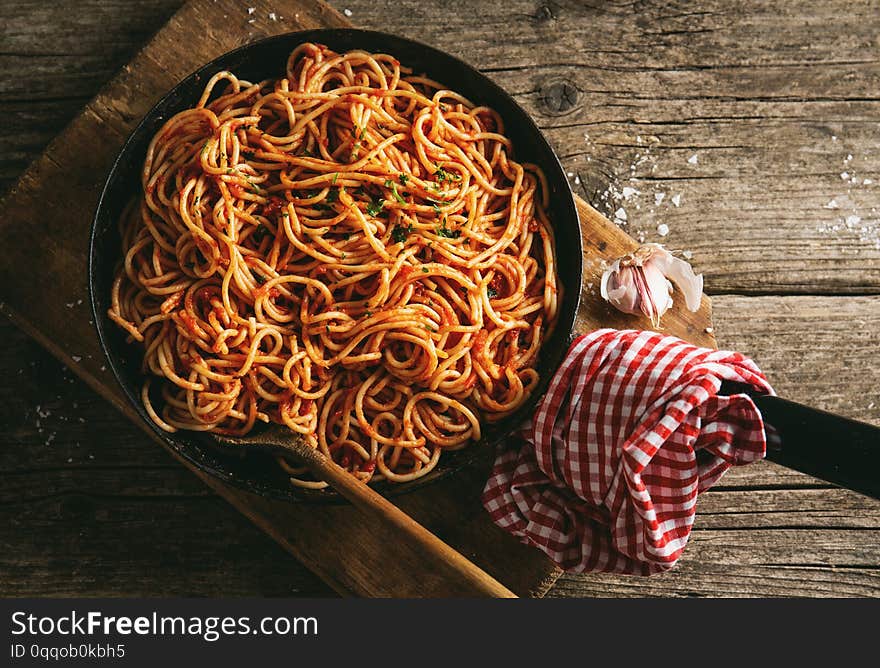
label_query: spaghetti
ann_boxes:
[108,43,559,487]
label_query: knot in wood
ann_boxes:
[539,79,579,115]
[535,4,555,21]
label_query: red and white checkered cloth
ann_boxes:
[482,328,775,575]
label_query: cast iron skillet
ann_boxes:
[89,29,583,502]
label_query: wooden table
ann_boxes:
[1,0,878,597]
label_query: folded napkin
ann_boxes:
[482,329,775,575]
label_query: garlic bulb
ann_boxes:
[600,244,703,327]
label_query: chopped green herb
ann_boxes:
[325,324,330,334]
[391,224,412,243]
[341,252,347,259]
[435,167,459,182]
[200,141,210,156]
[431,202,442,214]
[360,128,367,141]
[398,173,409,185]
[366,197,385,217]
[487,287,498,299]
[384,179,393,188]
[421,267,429,274]
[436,220,460,239]
[341,231,351,240]
[326,188,340,203]
[364,310,373,318]
[332,172,339,184]
[392,183,406,204]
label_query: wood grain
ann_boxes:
[1,0,879,598]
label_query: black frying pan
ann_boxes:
[88,29,583,502]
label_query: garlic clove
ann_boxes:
[599,243,703,327]
[639,260,674,325]
[656,251,703,312]
[601,261,641,314]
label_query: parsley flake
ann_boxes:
[392,183,406,204]
[436,220,460,238]
[366,197,385,217]
[391,224,412,243]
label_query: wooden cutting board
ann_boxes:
[0,0,715,597]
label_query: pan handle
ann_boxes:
[740,391,880,501]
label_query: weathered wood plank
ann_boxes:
[550,564,880,598]
[712,295,880,425]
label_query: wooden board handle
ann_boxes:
[298,447,516,597]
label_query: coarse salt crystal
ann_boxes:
[343,8,353,16]
[654,192,665,206]
[268,12,276,20]
[621,186,639,199]
[841,172,849,180]
[846,215,862,227]
[71,356,82,363]
[845,154,853,162]
[656,223,669,236]
[832,135,838,141]
[671,194,681,207]
[614,207,627,222]
[683,250,693,260]
[247,6,254,14]
[573,175,581,185]
[825,199,839,209]
[864,179,874,185]
[687,154,698,165]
